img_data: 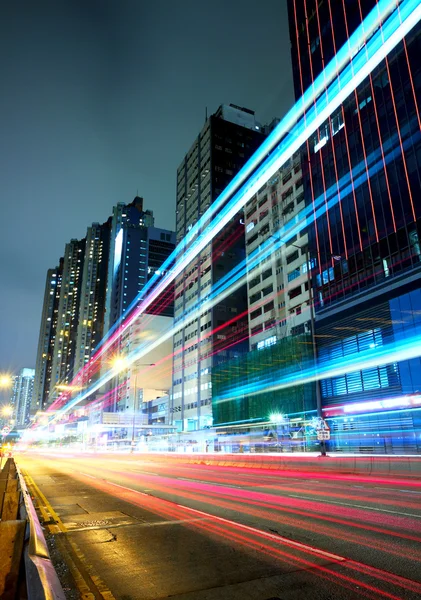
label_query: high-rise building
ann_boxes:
[12,368,35,427]
[32,261,63,415]
[33,197,174,420]
[207,155,317,446]
[74,221,111,382]
[287,1,421,452]
[48,238,86,402]
[104,196,176,332]
[245,155,309,349]
[171,104,265,434]
[99,197,175,415]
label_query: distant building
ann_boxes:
[171,104,266,433]
[48,238,86,403]
[74,221,111,382]
[104,196,176,331]
[12,368,35,427]
[32,261,63,415]
[98,196,175,415]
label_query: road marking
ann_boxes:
[82,472,345,562]
[23,468,117,600]
[175,477,244,488]
[287,494,421,519]
[176,504,346,562]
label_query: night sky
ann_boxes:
[0,0,293,382]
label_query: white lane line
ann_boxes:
[399,490,421,494]
[287,494,421,519]
[176,504,346,563]
[175,477,244,489]
[79,470,345,562]
[80,472,98,479]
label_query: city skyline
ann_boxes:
[0,0,291,374]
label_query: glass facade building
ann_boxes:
[287,0,421,452]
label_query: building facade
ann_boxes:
[104,196,175,332]
[171,104,266,433]
[100,197,175,415]
[48,238,86,403]
[245,154,310,349]
[74,221,111,388]
[12,368,35,427]
[32,263,63,415]
[287,0,421,452]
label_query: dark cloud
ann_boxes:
[0,0,293,371]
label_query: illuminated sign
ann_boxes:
[324,394,421,416]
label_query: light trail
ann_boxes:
[51,122,421,422]
[214,330,421,406]
[41,0,421,424]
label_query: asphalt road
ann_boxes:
[16,452,421,600]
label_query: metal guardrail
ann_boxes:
[0,459,66,600]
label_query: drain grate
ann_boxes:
[76,520,112,527]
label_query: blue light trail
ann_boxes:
[44,0,421,424]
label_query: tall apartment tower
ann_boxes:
[12,368,35,427]
[32,261,63,415]
[171,104,265,433]
[74,221,111,382]
[48,238,86,402]
[287,1,421,453]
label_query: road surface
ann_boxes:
[16,452,421,599]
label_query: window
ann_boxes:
[264,300,274,312]
[249,276,260,288]
[282,187,293,201]
[286,250,299,265]
[250,292,261,304]
[289,285,302,300]
[250,307,262,320]
[262,284,273,297]
[251,324,263,335]
[288,269,301,282]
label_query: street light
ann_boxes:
[1,405,13,417]
[0,375,13,388]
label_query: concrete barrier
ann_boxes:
[0,458,66,600]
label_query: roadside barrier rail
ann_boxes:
[0,457,66,600]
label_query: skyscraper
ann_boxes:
[74,221,111,381]
[287,1,421,452]
[98,197,176,415]
[104,196,175,332]
[48,238,86,402]
[33,197,174,419]
[12,368,35,427]
[32,261,63,415]
[171,104,265,434]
